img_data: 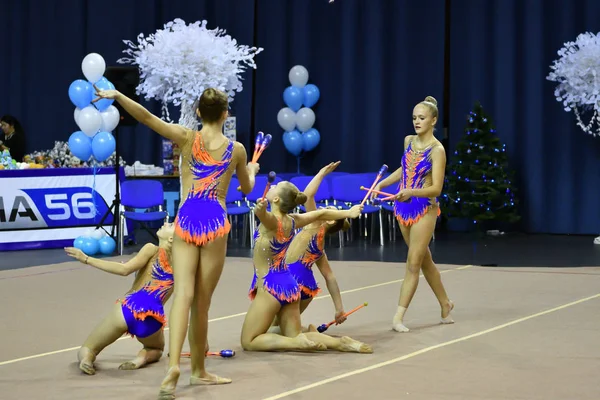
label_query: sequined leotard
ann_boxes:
[174,133,234,245]
[394,138,441,226]
[119,247,173,338]
[249,218,300,305]
[286,225,326,300]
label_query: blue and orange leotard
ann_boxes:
[175,133,234,246]
[394,138,441,226]
[249,218,300,305]
[119,247,173,338]
[286,225,326,300]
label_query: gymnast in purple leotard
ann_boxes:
[271,162,351,332]
[64,222,175,375]
[373,96,454,333]
[240,181,372,354]
[93,86,259,396]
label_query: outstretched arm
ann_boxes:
[291,205,362,229]
[93,87,189,147]
[315,252,346,324]
[64,243,157,276]
[304,161,340,212]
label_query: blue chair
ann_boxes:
[226,177,252,245]
[330,174,385,246]
[118,180,169,255]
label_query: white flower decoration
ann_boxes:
[547,32,600,136]
[117,19,263,128]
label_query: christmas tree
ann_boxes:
[441,102,520,226]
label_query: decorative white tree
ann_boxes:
[547,32,600,137]
[118,19,263,129]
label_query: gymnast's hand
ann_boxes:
[395,189,413,202]
[64,247,87,263]
[247,162,260,176]
[92,84,121,102]
[371,183,382,200]
[318,161,341,177]
[334,310,347,325]
[254,198,268,213]
[348,204,363,218]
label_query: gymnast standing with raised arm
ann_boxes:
[93,86,259,399]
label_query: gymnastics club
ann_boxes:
[359,186,395,198]
[262,171,277,199]
[169,350,236,358]
[316,302,368,333]
[251,131,265,163]
[360,164,388,206]
[253,133,273,163]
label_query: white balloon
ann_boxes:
[295,108,316,132]
[78,106,103,137]
[74,107,82,128]
[100,105,120,132]
[82,53,106,84]
[91,229,105,240]
[277,107,297,132]
[289,65,309,88]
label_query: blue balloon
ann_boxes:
[99,236,116,255]
[303,84,320,108]
[81,238,100,255]
[92,131,116,162]
[283,86,303,112]
[283,129,303,156]
[93,77,115,112]
[73,236,86,250]
[68,131,93,161]
[301,128,321,151]
[69,79,93,109]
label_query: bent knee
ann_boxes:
[241,336,253,351]
[406,251,427,273]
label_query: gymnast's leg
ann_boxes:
[188,235,231,385]
[241,292,324,352]
[119,328,165,370]
[158,236,200,398]
[392,209,438,332]
[77,303,128,375]
[278,301,372,354]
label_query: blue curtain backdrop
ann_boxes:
[4,0,600,235]
[0,0,255,165]
[252,0,446,175]
[449,0,600,234]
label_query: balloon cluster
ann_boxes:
[73,228,116,256]
[68,53,120,163]
[277,65,321,157]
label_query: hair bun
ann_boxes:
[424,96,438,107]
[295,192,308,205]
[201,88,218,106]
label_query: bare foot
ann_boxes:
[158,366,180,400]
[441,300,455,324]
[307,324,318,333]
[77,347,96,375]
[338,336,373,353]
[190,371,232,386]
[119,349,162,370]
[295,333,327,351]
